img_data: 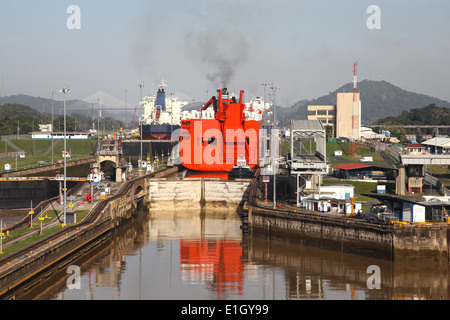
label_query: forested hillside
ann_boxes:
[0,103,124,136]
[377,104,450,126]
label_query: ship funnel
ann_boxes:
[156,88,166,111]
[221,87,228,99]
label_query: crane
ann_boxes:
[129,106,138,129]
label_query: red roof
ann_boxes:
[405,143,425,148]
[333,163,372,170]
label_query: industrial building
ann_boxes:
[362,194,426,223]
[307,92,361,140]
[332,163,395,181]
[421,137,450,155]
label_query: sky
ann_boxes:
[0,0,449,110]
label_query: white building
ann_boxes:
[39,124,53,133]
[31,131,91,140]
[301,184,363,214]
[360,126,386,140]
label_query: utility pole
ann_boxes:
[59,87,70,227]
[138,82,145,174]
[270,84,280,209]
[125,89,128,128]
[51,91,55,163]
[261,81,269,103]
[1,73,4,98]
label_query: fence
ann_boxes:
[425,173,450,196]
[0,135,27,159]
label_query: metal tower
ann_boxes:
[350,62,360,156]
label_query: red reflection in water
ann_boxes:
[180,239,243,297]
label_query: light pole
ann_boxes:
[270,84,279,209]
[51,91,55,163]
[138,82,145,174]
[261,81,269,103]
[59,87,70,226]
[125,89,128,128]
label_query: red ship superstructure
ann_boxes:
[180,88,262,172]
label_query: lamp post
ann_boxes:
[138,82,145,174]
[59,87,70,226]
[51,91,55,163]
[270,84,280,209]
[261,81,269,104]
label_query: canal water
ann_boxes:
[19,209,449,301]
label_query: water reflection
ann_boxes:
[19,208,450,300]
[180,239,244,298]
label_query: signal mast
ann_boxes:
[350,62,360,156]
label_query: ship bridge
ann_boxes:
[286,120,328,207]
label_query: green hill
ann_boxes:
[279,80,450,126]
[0,104,47,135]
[0,103,124,136]
[378,104,450,126]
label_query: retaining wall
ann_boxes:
[148,178,251,211]
[247,206,449,260]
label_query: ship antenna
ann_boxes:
[160,79,167,90]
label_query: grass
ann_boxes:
[0,209,90,258]
[325,141,387,165]
[284,140,391,167]
[0,138,97,172]
[0,226,62,256]
[323,179,395,201]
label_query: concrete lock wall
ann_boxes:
[248,207,449,260]
[148,179,251,211]
[203,180,251,208]
[149,179,203,210]
[249,209,394,255]
[393,227,448,259]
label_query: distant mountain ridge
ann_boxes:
[279,80,450,125]
[2,80,449,126]
[0,93,125,120]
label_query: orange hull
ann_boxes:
[180,89,261,172]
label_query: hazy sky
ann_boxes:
[0,0,449,109]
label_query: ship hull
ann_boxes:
[141,124,180,140]
[180,118,262,173]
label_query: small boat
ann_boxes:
[229,154,254,178]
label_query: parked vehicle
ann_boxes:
[365,205,399,223]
